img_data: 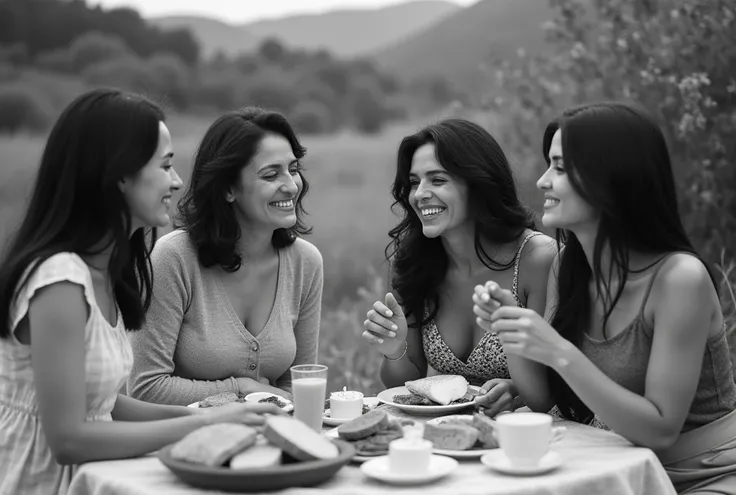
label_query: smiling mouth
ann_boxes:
[270,199,294,209]
[162,196,171,208]
[420,207,445,218]
[543,198,560,208]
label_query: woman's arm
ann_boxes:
[128,241,240,405]
[380,312,426,388]
[276,252,324,392]
[30,282,212,464]
[553,255,719,450]
[111,394,195,421]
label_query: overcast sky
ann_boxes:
[91,0,479,23]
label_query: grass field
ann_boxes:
[1,112,546,394]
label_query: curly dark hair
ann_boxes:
[386,119,536,328]
[175,107,311,271]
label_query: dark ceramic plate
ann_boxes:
[158,439,355,492]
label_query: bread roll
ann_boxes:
[423,422,479,450]
[405,375,468,405]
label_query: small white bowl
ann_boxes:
[244,392,294,412]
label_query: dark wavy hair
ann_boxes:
[545,101,719,424]
[387,119,537,328]
[175,107,311,272]
[0,88,164,337]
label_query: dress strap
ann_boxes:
[636,251,692,318]
[511,232,542,302]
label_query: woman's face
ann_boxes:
[408,143,470,238]
[536,129,597,231]
[228,133,303,232]
[122,121,183,232]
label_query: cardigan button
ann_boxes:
[249,363,257,370]
[252,344,259,352]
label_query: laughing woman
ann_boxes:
[361,119,557,417]
[0,90,281,495]
[475,102,736,494]
[128,107,323,406]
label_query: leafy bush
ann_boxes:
[485,0,736,268]
[0,85,53,132]
[68,31,132,72]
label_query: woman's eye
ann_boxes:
[432,178,446,185]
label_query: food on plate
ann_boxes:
[423,422,479,450]
[392,393,471,406]
[263,415,339,461]
[198,392,243,408]
[336,411,414,457]
[323,398,376,416]
[170,423,257,466]
[229,438,283,469]
[336,409,390,441]
[404,375,469,405]
[472,413,498,448]
[259,396,289,408]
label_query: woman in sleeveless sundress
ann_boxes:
[475,102,736,494]
[0,89,281,495]
[361,119,557,417]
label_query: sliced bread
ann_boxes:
[337,409,390,441]
[263,416,339,461]
[405,375,468,405]
[170,423,257,466]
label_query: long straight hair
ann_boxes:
[387,119,536,327]
[545,102,718,423]
[0,88,164,337]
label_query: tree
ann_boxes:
[67,31,132,71]
[486,0,736,262]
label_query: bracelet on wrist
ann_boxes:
[382,341,408,361]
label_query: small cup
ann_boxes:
[329,390,364,419]
[388,437,432,474]
[495,412,553,467]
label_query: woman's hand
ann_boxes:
[198,402,283,426]
[474,378,518,418]
[362,292,409,358]
[474,281,573,370]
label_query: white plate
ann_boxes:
[481,450,563,476]
[425,415,499,459]
[186,394,294,413]
[377,385,480,415]
[361,454,458,485]
[322,397,380,426]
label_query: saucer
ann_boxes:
[322,397,380,426]
[481,450,563,476]
[361,454,458,485]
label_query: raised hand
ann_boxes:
[472,281,517,333]
[362,292,409,358]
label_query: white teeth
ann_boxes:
[270,200,294,208]
[162,197,171,207]
[421,207,445,217]
[544,198,560,207]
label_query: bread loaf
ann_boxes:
[405,375,468,405]
[337,409,390,441]
[263,416,339,461]
[170,423,257,466]
[423,422,479,450]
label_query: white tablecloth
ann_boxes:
[68,409,677,495]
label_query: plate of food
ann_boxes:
[159,416,354,492]
[377,375,480,415]
[324,409,415,463]
[425,414,499,459]
[322,397,381,426]
[187,391,294,413]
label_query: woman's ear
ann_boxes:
[118,177,128,193]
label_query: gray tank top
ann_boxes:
[581,253,736,432]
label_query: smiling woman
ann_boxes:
[360,118,557,418]
[128,107,324,407]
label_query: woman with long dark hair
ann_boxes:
[0,90,280,495]
[476,102,736,493]
[128,107,323,405]
[362,119,556,416]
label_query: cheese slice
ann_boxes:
[405,375,468,405]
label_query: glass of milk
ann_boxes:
[290,364,328,432]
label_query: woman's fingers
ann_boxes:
[364,315,396,338]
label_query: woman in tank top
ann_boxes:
[475,101,736,494]
[361,119,557,417]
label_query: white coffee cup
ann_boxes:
[495,412,553,467]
